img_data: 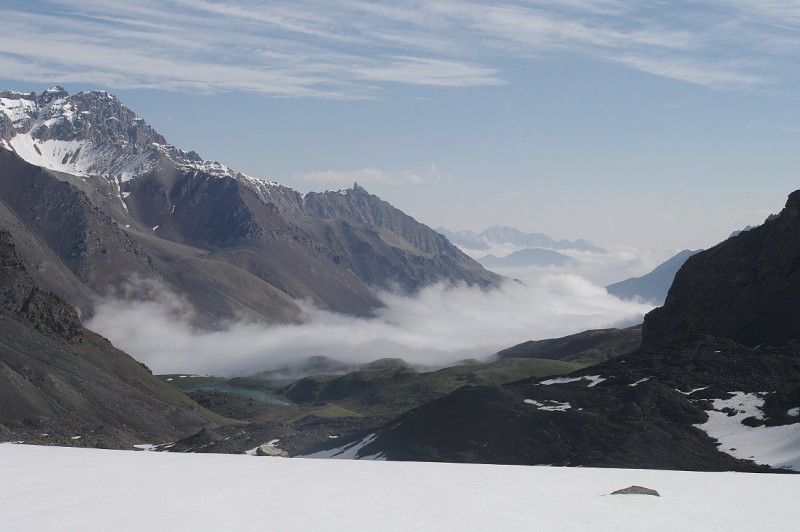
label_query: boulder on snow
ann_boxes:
[610,485,660,497]
[256,444,288,457]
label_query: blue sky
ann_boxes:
[2,0,800,251]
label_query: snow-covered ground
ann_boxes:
[695,392,800,470]
[1,444,798,531]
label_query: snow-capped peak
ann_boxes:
[0,87,282,194]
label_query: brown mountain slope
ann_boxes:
[1,87,500,325]
[0,229,222,447]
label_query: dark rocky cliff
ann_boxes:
[643,191,800,347]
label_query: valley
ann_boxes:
[1,86,799,478]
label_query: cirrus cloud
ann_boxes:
[2,1,800,98]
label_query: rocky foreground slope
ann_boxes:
[0,230,221,447]
[339,191,800,471]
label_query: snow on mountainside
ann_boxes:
[0,86,281,195]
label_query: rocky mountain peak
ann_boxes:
[783,190,800,218]
[36,85,69,106]
[0,86,268,188]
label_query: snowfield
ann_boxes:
[695,392,800,470]
[1,444,798,531]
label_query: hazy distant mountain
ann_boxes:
[606,249,701,305]
[479,248,574,268]
[0,87,500,325]
[437,225,605,254]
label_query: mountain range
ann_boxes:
[3,86,799,472]
[437,225,606,254]
[0,87,499,326]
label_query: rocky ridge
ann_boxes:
[1,87,499,324]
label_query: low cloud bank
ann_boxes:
[86,275,654,376]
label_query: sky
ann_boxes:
[2,0,800,251]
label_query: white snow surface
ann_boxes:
[524,399,572,411]
[1,444,799,531]
[677,386,709,395]
[539,374,607,387]
[6,134,156,180]
[0,97,37,128]
[694,392,800,471]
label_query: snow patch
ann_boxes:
[677,386,708,395]
[539,375,606,388]
[298,433,381,460]
[0,97,37,128]
[695,392,800,470]
[524,399,572,412]
[789,408,800,417]
[629,377,651,387]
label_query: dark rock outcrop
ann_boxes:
[644,191,800,347]
[0,230,83,343]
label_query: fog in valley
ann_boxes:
[86,273,653,376]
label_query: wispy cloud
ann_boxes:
[85,274,652,375]
[2,1,799,97]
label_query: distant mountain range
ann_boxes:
[0,87,500,326]
[437,226,606,254]
[606,249,702,304]
[478,248,574,268]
